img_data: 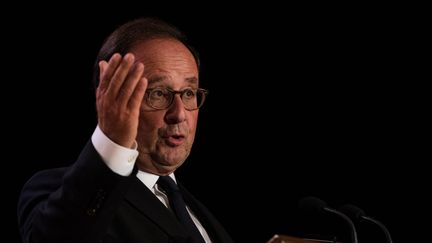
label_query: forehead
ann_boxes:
[130,38,199,88]
[131,39,198,72]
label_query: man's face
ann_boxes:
[130,38,200,175]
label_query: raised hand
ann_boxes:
[96,53,148,148]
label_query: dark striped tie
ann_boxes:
[157,176,206,243]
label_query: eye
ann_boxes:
[183,89,196,98]
[154,90,164,97]
[149,89,168,100]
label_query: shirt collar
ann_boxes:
[136,170,177,190]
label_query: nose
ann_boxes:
[165,95,186,124]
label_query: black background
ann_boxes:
[5,3,427,242]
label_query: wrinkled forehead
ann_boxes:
[131,39,198,73]
[146,75,198,87]
[130,39,199,88]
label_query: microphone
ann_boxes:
[299,197,358,243]
[339,204,393,243]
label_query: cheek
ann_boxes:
[137,113,164,139]
[188,113,199,135]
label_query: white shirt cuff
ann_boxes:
[91,126,138,176]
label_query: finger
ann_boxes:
[98,53,122,91]
[128,77,148,110]
[106,53,135,97]
[98,60,108,82]
[117,62,144,104]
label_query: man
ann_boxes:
[18,18,234,243]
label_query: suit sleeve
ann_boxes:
[17,140,135,243]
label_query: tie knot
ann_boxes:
[157,176,180,193]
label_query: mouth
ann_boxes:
[163,134,186,147]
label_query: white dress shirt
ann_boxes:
[91,126,211,242]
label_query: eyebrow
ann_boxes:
[147,76,199,86]
[185,77,198,85]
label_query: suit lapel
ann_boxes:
[180,184,234,243]
[180,184,221,242]
[124,177,189,240]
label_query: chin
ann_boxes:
[155,161,183,175]
[161,147,190,162]
[161,157,185,168]
[155,151,187,168]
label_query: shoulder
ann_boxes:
[19,167,69,208]
[18,167,69,206]
[25,167,68,190]
[17,167,69,228]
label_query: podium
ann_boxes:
[267,234,341,243]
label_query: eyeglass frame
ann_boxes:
[144,87,208,111]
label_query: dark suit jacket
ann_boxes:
[17,140,234,243]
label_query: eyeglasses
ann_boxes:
[145,87,208,110]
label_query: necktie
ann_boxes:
[157,176,206,243]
